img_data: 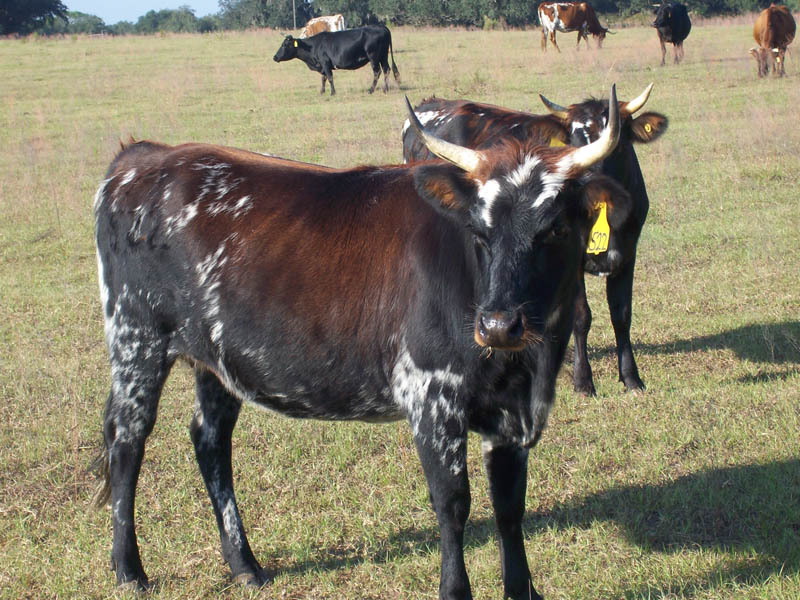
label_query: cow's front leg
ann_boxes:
[412,410,472,599]
[483,442,543,600]
[606,260,645,392]
[572,274,596,396]
[320,74,326,94]
[191,369,268,587]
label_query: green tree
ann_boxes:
[0,0,67,35]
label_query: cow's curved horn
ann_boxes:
[538,94,569,119]
[570,84,620,169]
[404,96,482,172]
[623,82,653,115]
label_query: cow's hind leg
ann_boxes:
[191,369,268,586]
[98,304,174,589]
[483,443,542,600]
[368,61,381,94]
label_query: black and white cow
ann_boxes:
[93,89,629,599]
[403,85,668,395]
[273,25,400,95]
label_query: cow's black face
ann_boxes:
[414,155,631,352]
[652,5,671,28]
[273,36,299,62]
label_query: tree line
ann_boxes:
[2,0,798,36]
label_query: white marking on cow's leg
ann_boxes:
[102,285,173,586]
[391,340,466,474]
[191,370,265,582]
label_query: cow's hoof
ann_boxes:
[233,569,270,588]
[574,380,597,397]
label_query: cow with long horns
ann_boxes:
[93,88,629,599]
[402,85,668,395]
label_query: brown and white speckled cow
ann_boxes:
[92,91,629,599]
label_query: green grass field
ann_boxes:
[1,18,798,599]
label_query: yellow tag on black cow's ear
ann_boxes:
[549,137,566,147]
[586,201,610,255]
[294,40,298,47]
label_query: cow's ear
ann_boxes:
[630,112,668,143]
[413,163,477,223]
[580,175,632,230]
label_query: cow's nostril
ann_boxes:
[507,313,524,340]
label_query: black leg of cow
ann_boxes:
[103,312,172,588]
[412,415,472,600]
[572,275,596,396]
[606,261,645,392]
[320,75,326,94]
[483,443,542,600]
[368,65,380,94]
[659,38,667,66]
[191,369,268,587]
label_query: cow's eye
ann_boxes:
[541,224,569,243]
[474,235,491,260]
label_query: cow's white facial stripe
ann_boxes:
[477,178,501,228]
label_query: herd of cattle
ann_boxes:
[90,3,793,600]
[275,2,796,88]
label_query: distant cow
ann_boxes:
[93,89,627,599]
[403,85,668,395]
[750,3,796,77]
[538,1,611,51]
[652,2,691,65]
[299,14,345,38]
[273,25,399,95]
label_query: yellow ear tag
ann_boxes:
[586,201,610,255]
[294,40,298,47]
[549,137,566,147]
[644,123,652,134]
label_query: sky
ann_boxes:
[64,1,221,24]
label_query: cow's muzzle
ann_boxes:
[474,309,529,351]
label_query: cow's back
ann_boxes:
[754,5,797,48]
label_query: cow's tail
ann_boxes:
[89,446,112,510]
[388,30,400,83]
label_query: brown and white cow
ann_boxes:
[299,13,346,38]
[538,1,611,51]
[750,3,796,77]
[93,90,629,599]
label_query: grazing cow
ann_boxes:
[652,2,691,65]
[750,3,796,77]
[93,89,629,599]
[402,84,668,395]
[273,25,399,95]
[538,1,611,51]
[299,14,346,38]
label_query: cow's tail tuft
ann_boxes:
[388,32,400,84]
[89,448,112,510]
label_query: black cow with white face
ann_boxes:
[93,90,628,599]
[652,2,692,65]
[403,85,668,395]
[273,25,399,95]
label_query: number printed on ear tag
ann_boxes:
[586,201,610,255]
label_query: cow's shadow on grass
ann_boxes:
[276,459,800,595]
[591,320,800,377]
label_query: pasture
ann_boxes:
[1,16,799,599]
